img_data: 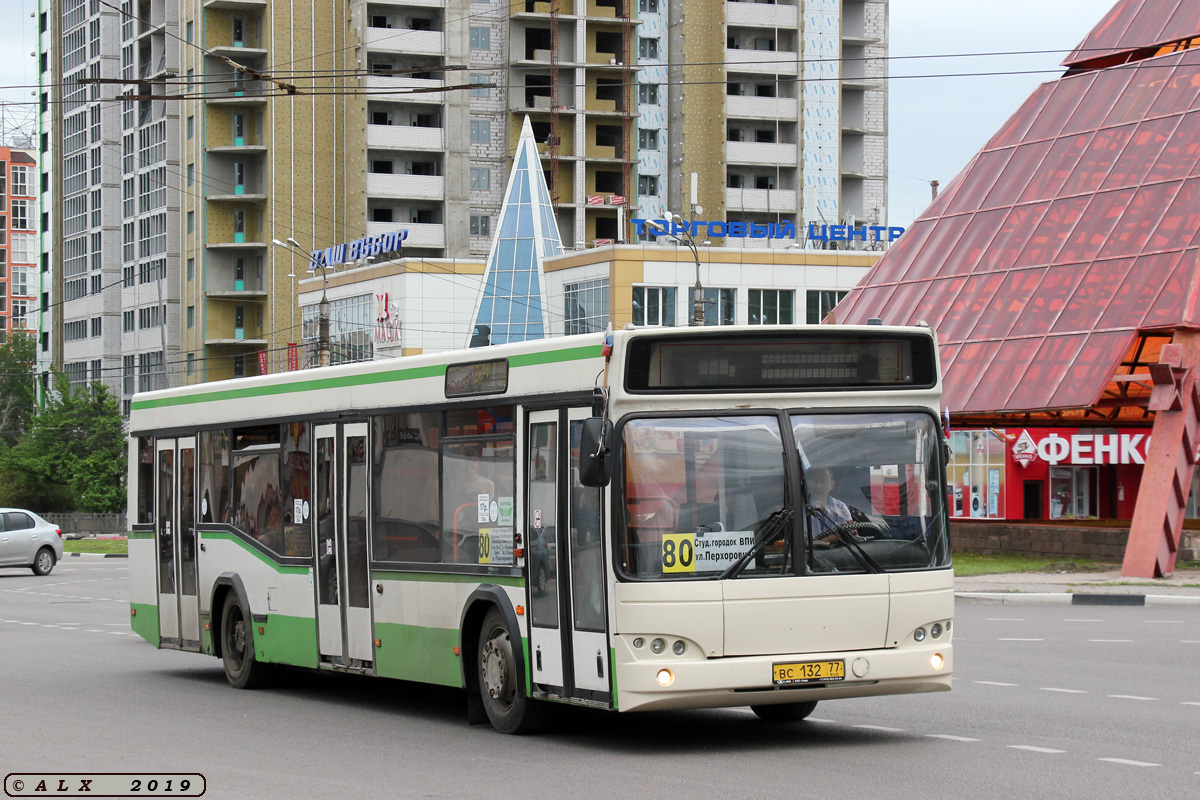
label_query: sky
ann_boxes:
[888,0,1116,226]
[0,0,1121,224]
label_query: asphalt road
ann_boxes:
[1,560,1197,799]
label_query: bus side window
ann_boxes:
[373,412,442,563]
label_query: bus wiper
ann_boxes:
[719,508,795,580]
[808,505,884,573]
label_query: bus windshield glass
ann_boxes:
[619,416,788,579]
[793,412,949,574]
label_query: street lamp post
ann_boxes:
[651,215,708,326]
[273,237,333,367]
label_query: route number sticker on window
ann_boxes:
[661,531,753,574]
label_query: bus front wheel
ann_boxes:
[477,607,545,734]
[220,593,273,690]
[750,700,818,722]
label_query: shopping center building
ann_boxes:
[835,0,1200,575]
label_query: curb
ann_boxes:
[955,591,1200,607]
[66,552,129,559]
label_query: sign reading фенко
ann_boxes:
[632,219,906,243]
[1011,429,1150,468]
[309,229,409,268]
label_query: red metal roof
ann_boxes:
[836,44,1200,415]
[1064,0,1200,69]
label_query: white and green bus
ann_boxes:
[128,325,953,733]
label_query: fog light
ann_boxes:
[852,657,870,678]
[656,668,674,686]
[931,653,945,670]
[931,623,943,639]
[633,637,645,649]
[650,637,666,654]
[914,627,926,642]
[672,640,686,656]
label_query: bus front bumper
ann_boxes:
[614,635,953,713]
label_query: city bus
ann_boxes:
[127,325,953,733]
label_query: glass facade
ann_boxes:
[839,35,1200,415]
[472,118,563,346]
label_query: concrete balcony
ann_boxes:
[726,1,799,29]
[725,48,799,76]
[203,0,268,10]
[366,124,444,151]
[725,141,798,167]
[725,94,797,120]
[366,173,445,201]
[362,75,445,103]
[364,27,444,57]
[366,220,445,249]
[725,187,798,213]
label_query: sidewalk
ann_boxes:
[955,568,1200,606]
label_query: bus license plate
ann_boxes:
[772,660,845,685]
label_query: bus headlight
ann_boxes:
[656,669,674,686]
[931,623,943,639]
[914,627,926,642]
[650,638,666,654]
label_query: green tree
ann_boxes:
[0,376,126,513]
[0,332,37,446]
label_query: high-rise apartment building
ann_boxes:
[44,0,886,394]
[0,148,40,341]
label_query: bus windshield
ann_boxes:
[793,412,949,574]
[619,416,788,579]
[616,411,949,580]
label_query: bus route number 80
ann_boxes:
[661,533,696,574]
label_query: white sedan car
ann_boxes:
[0,509,64,575]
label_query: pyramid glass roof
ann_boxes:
[837,23,1200,417]
[470,117,563,347]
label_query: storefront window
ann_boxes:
[948,430,1007,518]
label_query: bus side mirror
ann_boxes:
[578,417,613,487]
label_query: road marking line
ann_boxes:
[1108,695,1156,701]
[927,735,981,742]
[976,681,1018,686]
[1008,746,1065,754]
[999,638,1044,641]
[1089,639,1133,643]
[1063,619,1103,622]
[852,725,905,732]
[1144,620,1183,624]
[1180,701,1200,706]
[807,718,836,723]
[19,622,36,625]
[1098,758,1161,767]
[1040,688,1087,694]
[987,618,1025,621]
[106,631,126,635]
[1181,640,1200,644]
[85,629,103,633]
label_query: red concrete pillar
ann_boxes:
[1122,331,1200,578]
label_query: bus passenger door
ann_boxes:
[313,426,342,662]
[526,411,564,689]
[525,409,611,702]
[313,423,374,670]
[566,409,609,697]
[342,423,373,666]
[176,437,201,651]
[155,438,178,646]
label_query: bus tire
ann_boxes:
[750,700,818,722]
[220,593,273,690]
[477,607,545,734]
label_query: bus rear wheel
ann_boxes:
[220,593,273,690]
[750,700,818,722]
[477,607,545,734]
